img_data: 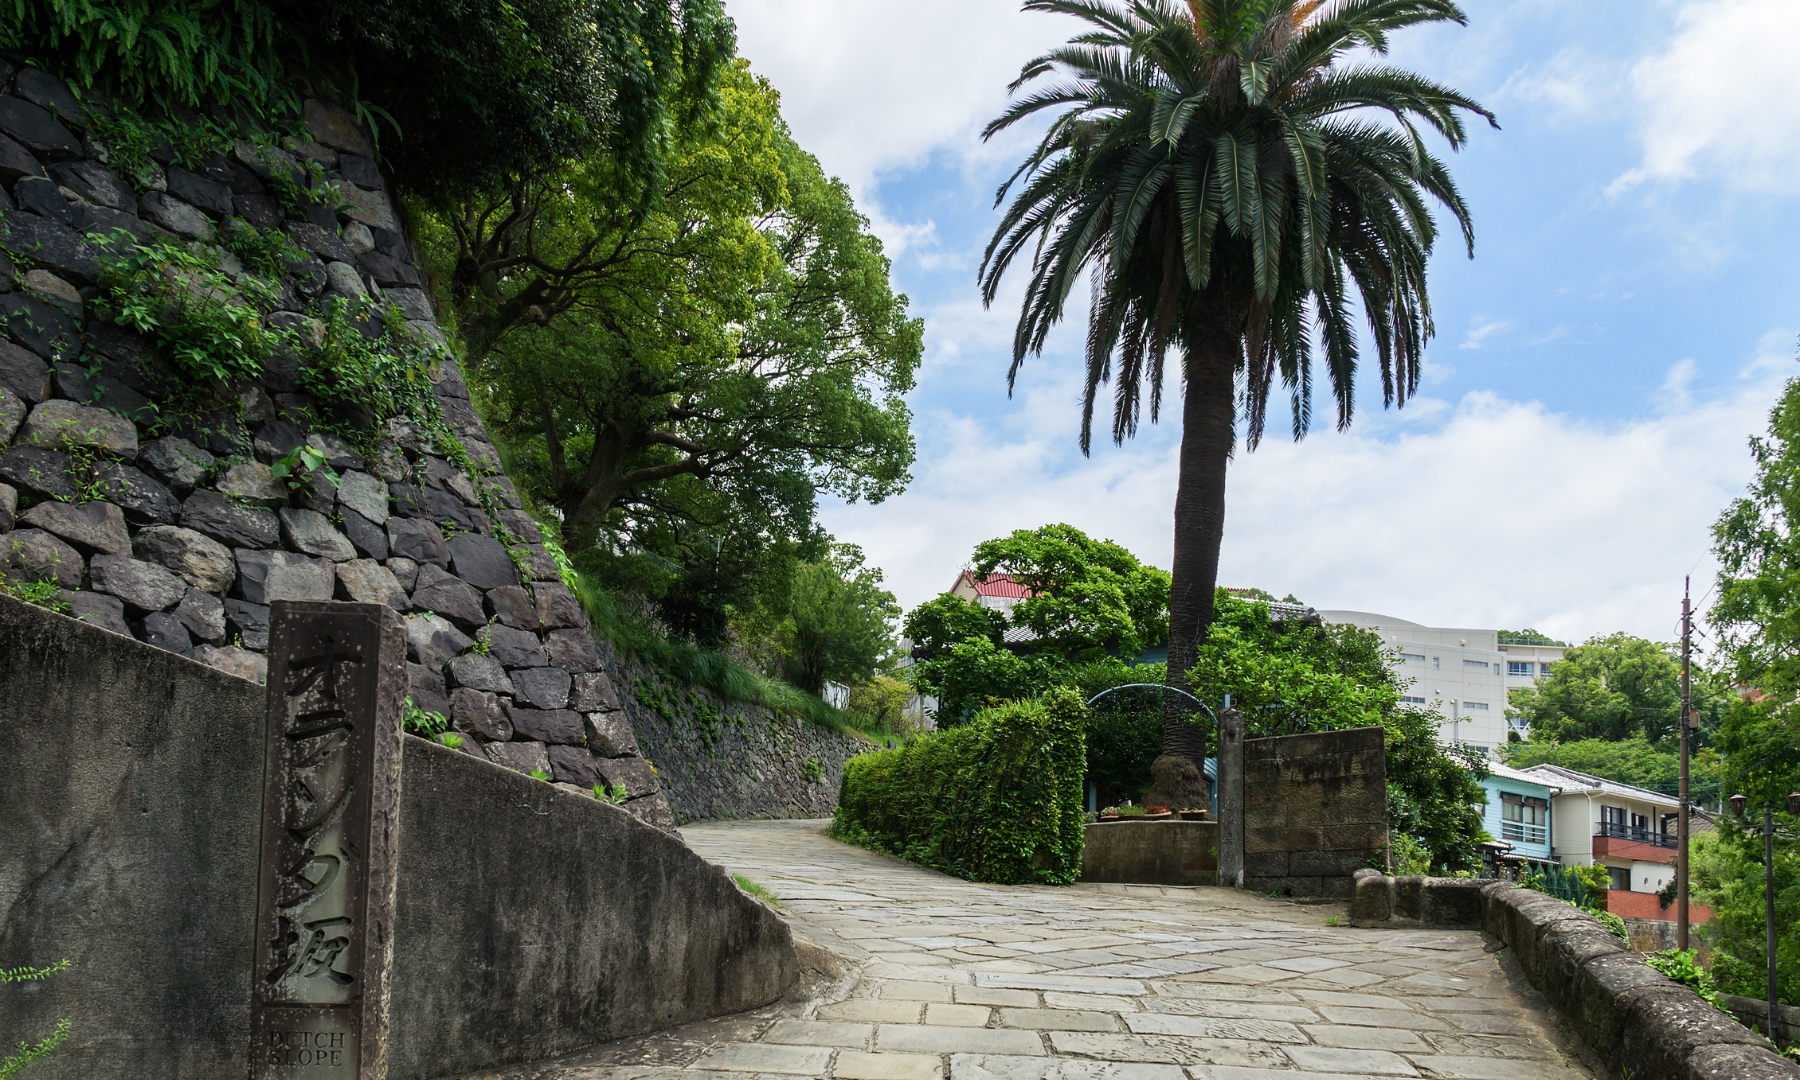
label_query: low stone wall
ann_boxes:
[0,593,804,1079]
[1079,820,1218,885]
[1242,726,1387,898]
[1349,871,1800,1079]
[603,642,874,823]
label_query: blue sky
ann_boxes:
[730,0,1800,644]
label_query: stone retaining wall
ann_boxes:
[601,640,874,823]
[0,62,672,826]
[1243,726,1387,897]
[1349,871,1800,1079]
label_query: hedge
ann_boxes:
[828,688,1087,885]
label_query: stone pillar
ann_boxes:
[1217,707,1244,888]
[250,601,408,1079]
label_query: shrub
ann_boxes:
[830,688,1088,885]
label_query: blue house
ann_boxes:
[1478,762,1558,865]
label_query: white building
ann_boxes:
[1317,611,1565,754]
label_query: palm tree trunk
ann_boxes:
[1164,313,1238,767]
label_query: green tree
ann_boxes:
[759,546,900,696]
[1506,634,1686,746]
[972,524,1170,660]
[979,0,1491,766]
[448,64,918,545]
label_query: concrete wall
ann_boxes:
[1349,872,1800,1080]
[1242,727,1387,898]
[0,594,804,1079]
[1079,820,1218,886]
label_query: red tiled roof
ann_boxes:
[954,570,1035,598]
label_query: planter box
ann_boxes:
[1079,819,1219,885]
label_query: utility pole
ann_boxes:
[1679,577,1692,951]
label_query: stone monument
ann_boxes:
[250,601,408,1078]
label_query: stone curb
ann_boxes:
[1348,870,1799,1079]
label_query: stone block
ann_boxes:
[137,437,213,495]
[451,687,511,741]
[511,665,572,710]
[387,516,448,566]
[95,465,179,525]
[139,609,192,655]
[507,706,584,746]
[182,489,280,548]
[545,628,602,673]
[407,612,471,673]
[545,744,603,787]
[20,399,138,460]
[65,588,128,636]
[482,623,546,668]
[570,671,622,713]
[278,507,356,561]
[174,586,226,643]
[335,558,407,609]
[225,598,270,650]
[90,553,188,612]
[447,653,513,695]
[132,525,235,594]
[20,499,129,554]
[411,563,486,628]
[485,585,540,629]
[484,739,551,778]
[448,531,517,589]
[584,711,639,756]
[0,445,74,500]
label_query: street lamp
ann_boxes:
[1728,792,1800,1042]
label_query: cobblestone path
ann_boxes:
[469,819,1593,1080]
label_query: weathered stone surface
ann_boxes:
[485,585,540,629]
[2,527,81,587]
[20,399,138,460]
[411,562,486,627]
[407,661,449,717]
[89,553,188,612]
[341,507,389,559]
[0,210,97,282]
[138,191,213,240]
[193,644,268,683]
[535,583,585,629]
[233,548,333,604]
[386,555,419,592]
[388,516,449,566]
[508,706,583,745]
[132,525,235,594]
[483,739,551,778]
[136,437,213,495]
[585,710,639,756]
[447,652,514,695]
[65,588,128,636]
[225,599,270,650]
[174,586,226,643]
[0,338,53,405]
[451,687,512,742]
[137,609,192,655]
[19,499,129,554]
[0,96,80,159]
[335,558,408,609]
[94,464,179,524]
[278,506,356,561]
[0,445,74,501]
[337,469,390,525]
[570,672,623,713]
[181,489,280,548]
[447,532,517,590]
[546,744,603,787]
[545,628,603,674]
[483,623,546,668]
[512,665,572,710]
[215,462,284,507]
[407,612,471,672]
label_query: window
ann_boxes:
[1464,659,1490,670]
[1401,695,1427,705]
[1462,701,1489,711]
[1539,663,1553,675]
[1400,652,1425,664]
[1607,866,1630,891]
[1507,661,1535,677]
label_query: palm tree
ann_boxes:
[981,0,1493,765]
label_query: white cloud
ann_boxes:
[1612,0,1800,193]
[823,338,1791,644]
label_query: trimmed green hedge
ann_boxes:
[829,688,1087,885]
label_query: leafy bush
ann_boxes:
[830,689,1087,885]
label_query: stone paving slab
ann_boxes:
[456,819,1594,1080]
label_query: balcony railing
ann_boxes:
[1501,821,1547,844]
[1596,822,1678,849]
